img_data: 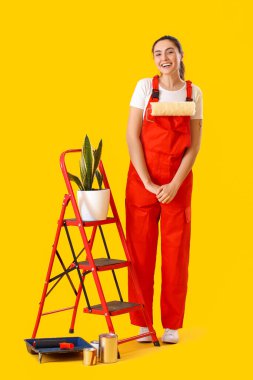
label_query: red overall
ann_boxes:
[125,75,193,329]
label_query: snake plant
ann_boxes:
[68,135,103,190]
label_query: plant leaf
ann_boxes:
[80,155,86,186]
[95,170,103,189]
[93,139,102,180]
[67,172,84,190]
[83,135,93,190]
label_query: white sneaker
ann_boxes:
[162,328,179,344]
[136,327,152,343]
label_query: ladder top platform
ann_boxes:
[63,217,116,227]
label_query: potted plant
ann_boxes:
[67,135,110,221]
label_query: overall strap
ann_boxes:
[152,76,193,101]
[186,80,193,101]
[151,75,159,102]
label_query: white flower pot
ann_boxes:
[77,189,110,221]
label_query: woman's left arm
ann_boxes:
[157,119,203,204]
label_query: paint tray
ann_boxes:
[24,337,93,363]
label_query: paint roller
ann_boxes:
[150,101,196,116]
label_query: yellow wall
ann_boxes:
[1,0,252,377]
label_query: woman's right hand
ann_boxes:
[144,180,160,195]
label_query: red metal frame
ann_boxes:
[31,149,160,347]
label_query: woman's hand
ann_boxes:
[156,181,179,204]
[144,180,161,195]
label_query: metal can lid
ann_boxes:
[83,347,97,352]
[99,333,118,339]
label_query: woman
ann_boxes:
[125,35,203,344]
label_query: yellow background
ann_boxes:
[1,0,252,378]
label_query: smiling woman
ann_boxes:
[125,35,203,345]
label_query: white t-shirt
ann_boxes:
[130,78,203,120]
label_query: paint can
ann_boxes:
[83,347,97,366]
[99,333,118,363]
[90,340,100,357]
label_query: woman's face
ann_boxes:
[153,39,183,76]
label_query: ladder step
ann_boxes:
[71,258,129,271]
[83,301,142,316]
[64,217,116,227]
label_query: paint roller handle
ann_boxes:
[59,342,74,349]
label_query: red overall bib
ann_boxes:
[125,75,193,329]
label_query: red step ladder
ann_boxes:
[32,149,160,350]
